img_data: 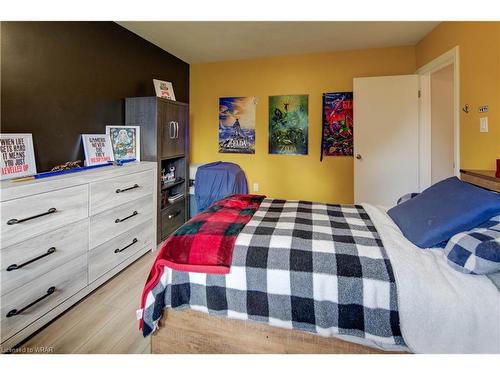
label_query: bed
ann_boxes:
[141,179,500,354]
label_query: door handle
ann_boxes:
[115,184,139,193]
[115,210,138,223]
[6,286,56,317]
[7,207,57,225]
[114,238,138,253]
[7,247,56,271]
[175,122,179,139]
[168,210,181,219]
[355,154,362,160]
[169,121,176,139]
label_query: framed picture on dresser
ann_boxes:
[106,125,141,161]
[81,134,115,166]
[0,133,37,181]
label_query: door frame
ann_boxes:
[416,46,460,191]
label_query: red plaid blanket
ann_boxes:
[141,194,265,301]
[139,194,265,328]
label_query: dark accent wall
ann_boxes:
[1,21,189,172]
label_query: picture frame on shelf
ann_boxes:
[81,134,115,166]
[0,133,37,180]
[106,125,141,161]
[153,79,176,101]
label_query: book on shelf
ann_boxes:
[162,177,184,189]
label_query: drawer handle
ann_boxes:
[115,210,138,223]
[7,207,57,225]
[7,247,56,271]
[168,210,181,220]
[6,286,56,318]
[114,238,138,253]
[115,184,139,194]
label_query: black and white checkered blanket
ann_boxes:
[142,199,405,348]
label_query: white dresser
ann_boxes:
[0,162,157,350]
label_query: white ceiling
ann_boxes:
[117,21,439,64]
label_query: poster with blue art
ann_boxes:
[219,97,256,154]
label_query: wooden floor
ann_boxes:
[17,252,155,354]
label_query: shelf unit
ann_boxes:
[125,97,189,243]
[161,177,185,191]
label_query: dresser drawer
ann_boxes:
[1,220,88,296]
[90,170,154,215]
[0,185,88,249]
[161,199,185,241]
[89,195,154,248]
[1,255,87,342]
[89,220,153,283]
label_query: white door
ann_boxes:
[354,75,420,206]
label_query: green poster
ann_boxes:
[269,95,308,155]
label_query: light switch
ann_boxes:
[253,182,259,192]
[480,117,488,132]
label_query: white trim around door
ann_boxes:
[416,46,460,191]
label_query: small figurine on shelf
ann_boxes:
[51,160,83,171]
[160,168,167,184]
[165,165,176,183]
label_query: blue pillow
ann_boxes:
[387,177,500,248]
[396,192,419,205]
[444,215,500,274]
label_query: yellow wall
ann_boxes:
[190,47,416,203]
[416,22,500,170]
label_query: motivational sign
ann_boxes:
[153,79,176,101]
[82,134,115,166]
[0,133,37,180]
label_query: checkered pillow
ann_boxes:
[396,192,419,205]
[444,215,500,275]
